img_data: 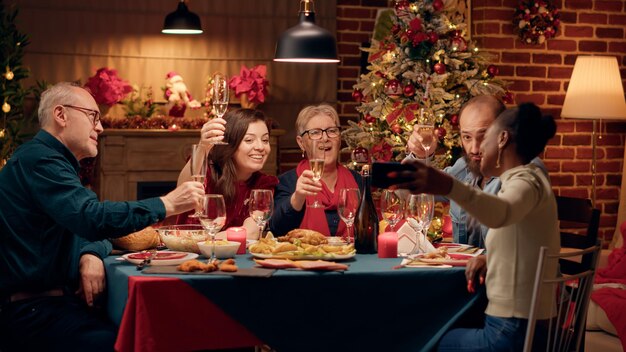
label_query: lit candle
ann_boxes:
[378,232,398,258]
[168,123,179,131]
[226,227,247,254]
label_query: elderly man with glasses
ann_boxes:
[0,82,205,351]
[270,104,363,237]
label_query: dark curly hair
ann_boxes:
[495,103,556,164]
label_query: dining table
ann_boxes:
[105,253,483,352]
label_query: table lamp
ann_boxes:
[561,56,626,205]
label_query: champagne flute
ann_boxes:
[380,189,404,230]
[416,108,435,162]
[309,139,325,209]
[405,193,435,254]
[337,188,360,244]
[211,73,229,145]
[189,144,207,218]
[248,189,274,239]
[199,194,227,261]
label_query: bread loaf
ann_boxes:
[110,226,161,251]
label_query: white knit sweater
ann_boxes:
[447,164,560,319]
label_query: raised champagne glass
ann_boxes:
[210,73,229,145]
[416,108,435,163]
[309,139,325,209]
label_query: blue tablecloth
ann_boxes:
[105,254,482,352]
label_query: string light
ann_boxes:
[2,101,10,113]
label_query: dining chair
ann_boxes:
[523,243,601,352]
[556,195,600,274]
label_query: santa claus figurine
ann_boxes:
[164,71,201,117]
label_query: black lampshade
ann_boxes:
[162,0,203,35]
[274,0,339,63]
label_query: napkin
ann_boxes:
[396,220,436,256]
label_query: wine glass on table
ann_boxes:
[416,108,435,163]
[405,193,435,254]
[337,188,360,244]
[309,139,325,208]
[248,189,274,239]
[199,194,227,262]
[188,144,207,218]
[380,189,404,231]
[210,73,229,145]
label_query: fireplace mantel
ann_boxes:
[95,128,284,201]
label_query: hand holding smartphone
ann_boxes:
[371,162,416,189]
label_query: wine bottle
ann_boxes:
[353,164,379,254]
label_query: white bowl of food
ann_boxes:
[156,225,207,254]
[197,240,240,259]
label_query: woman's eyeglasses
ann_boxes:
[300,127,341,140]
[62,105,101,127]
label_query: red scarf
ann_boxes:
[296,160,359,236]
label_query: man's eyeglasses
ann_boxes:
[62,105,101,127]
[300,126,341,140]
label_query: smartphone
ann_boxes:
[371,162,416,189]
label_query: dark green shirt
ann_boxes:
[0,130,166,295]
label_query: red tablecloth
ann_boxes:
[115,276,262,352]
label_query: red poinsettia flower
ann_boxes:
[84,67,132,106]
[228,65,270,104]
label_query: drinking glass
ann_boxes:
[248,189,274,239]
[405,193,435,254]
[337,188,360,244]
[380,189,404,230]
[416,108,435,162]
[199,194,227,261]
[189,144,207,218]
[308,139,325,208]
[211,73,229,145]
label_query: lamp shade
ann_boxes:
[162,0,203,35]
[561,56,626,120]
[274,0,339,63]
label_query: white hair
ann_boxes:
[37,82,83,127]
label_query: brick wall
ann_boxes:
[335,0,626,245]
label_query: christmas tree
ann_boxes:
[345,0,510,168]
[0,2,41,166]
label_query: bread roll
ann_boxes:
[110,226,160,251]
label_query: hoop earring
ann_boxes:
[495,148,502,169]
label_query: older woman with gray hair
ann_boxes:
[269,104,362,237]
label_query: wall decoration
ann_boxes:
[513,0,560,45]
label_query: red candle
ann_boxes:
[378,232,398,258]
[226,227,247,254]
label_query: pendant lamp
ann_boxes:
[162,0,203,35]
[274,0,339,63]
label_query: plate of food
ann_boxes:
[122,251,198,266]
[416,252,474,266]
[248,229,356,261]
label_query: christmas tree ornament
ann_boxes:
[351,146,369,163]
[2,102,10,113]
[364,114,376,123]
[384,79,402,97]
[432,0,444,11]
[4,67,14,81]
[451,36,467,51]
[395,0,410,11]
[433,62,446,74]
[391,123,402,134]
[434,126,447,139]
[352,89,364,102]
[449,114,459,126]
[487,64,499,77]
[403,83,416,97]
[427,31,439,44]
[503,91,514,104]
